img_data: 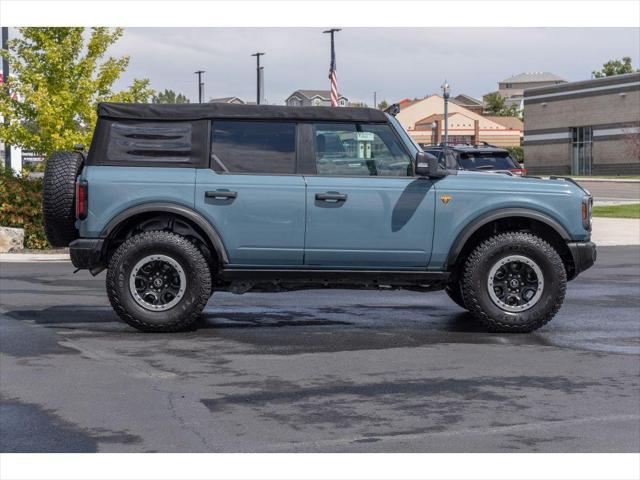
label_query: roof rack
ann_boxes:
[424,141,501,148]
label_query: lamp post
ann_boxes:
[251,52,265,105]
[431,121,437,145]
[441,81,450,147]
[194,70,205,103]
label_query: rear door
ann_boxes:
[195,120,306,266]
[303,122,436,268]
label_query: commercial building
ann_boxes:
[395,94,522,147]
[285,90,348,107]
[485,72,567,109]
[523,72,640,175]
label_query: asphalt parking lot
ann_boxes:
[1,246,639,453]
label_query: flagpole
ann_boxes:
[323,28,341,107]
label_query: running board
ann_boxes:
[220,268,449,294]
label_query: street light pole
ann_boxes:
[441,80,450,147]
[251,52,265,105]
[194,70,205,103]
[374,91,377,109]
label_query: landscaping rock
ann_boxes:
[0,227,25,253]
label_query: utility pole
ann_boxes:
[251,52,265,105]
[374,91,380,109]
[194,70,205,103]
[2,27,11,169]
[323,29,341,107]
[441,80,450,147]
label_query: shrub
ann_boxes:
[0,166,49,249]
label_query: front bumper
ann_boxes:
[567,241,597,279]
[69,238,105,272]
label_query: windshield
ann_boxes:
[385,113,421,157]
[458,152,518,170]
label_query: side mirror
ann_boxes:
[415,151,446,178]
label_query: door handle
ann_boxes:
[315,192,347,202]
[205,190,237,199]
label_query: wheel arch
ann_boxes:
[101,202,229,265]
[446,208,575,279]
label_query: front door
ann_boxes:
[304,122,436,268]
[196,120,306,266]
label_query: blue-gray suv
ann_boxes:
[42,102,596,333]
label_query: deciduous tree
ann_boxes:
[0,27,154,157]
[152,89,190,104]
[592,57,638,78]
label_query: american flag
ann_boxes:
[328,31,338,107]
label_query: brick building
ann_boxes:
[523,73,640,175]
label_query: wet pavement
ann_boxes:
[1,246,639,452]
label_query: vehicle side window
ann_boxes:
[447,151,459,169]
[107,121,193,163]
[313,123,412,177]
[211,121,296,174]
[425,149,445,168]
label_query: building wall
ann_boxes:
[399,95,521,147]
[523,73,640,175]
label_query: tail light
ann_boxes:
[76,180,88,220]
[582,196,593,230]
[510,168,527,176]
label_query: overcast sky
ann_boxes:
[9,27,640,105]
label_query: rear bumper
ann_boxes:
[69,239,105,271]
[567,241,597,279]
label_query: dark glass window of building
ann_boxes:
[211,121,296,174]
[571,127,592,175]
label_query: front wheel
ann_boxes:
[106,231,212,332]
[462,232,566,333]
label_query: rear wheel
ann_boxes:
[462,232,566,333]
[106,231,212,332]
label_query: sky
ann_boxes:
[8,27,640,105]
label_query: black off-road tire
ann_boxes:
[42,151,84,247]
[106,231,212,332]
[462,232,566,333]
[445,282,467,310]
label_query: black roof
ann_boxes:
[97,102,388,123]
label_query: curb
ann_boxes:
[0,253,70,262]
[572,178,640,184]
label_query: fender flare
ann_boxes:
[100,202,229,264]
[445,208,571,269]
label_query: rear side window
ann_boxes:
[458,153,517,170]
[107,122,193,163]
[211,121,296,174]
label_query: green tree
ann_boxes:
[592,57,638,78]
[377,100,388,110]
[0,27,154,157]
[483,92,521,118]
[152,89,190,104]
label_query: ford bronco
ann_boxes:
[42,102,596,333]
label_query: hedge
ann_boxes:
[0,166,49,249]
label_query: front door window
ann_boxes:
[313,123,412,177]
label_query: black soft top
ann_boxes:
[97,102,388,123]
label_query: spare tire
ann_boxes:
[42,151,84,247]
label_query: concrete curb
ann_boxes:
[0,253,70,262]
[572,178,640,184]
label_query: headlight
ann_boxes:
[582,196,592,230]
